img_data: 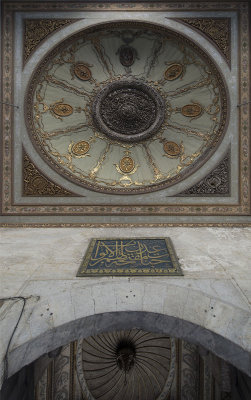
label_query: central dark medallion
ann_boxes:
[92,79,165,142]
[116,339,136,373]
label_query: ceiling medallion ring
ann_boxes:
[92,79,165,143]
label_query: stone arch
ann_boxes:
[8,310,251,379]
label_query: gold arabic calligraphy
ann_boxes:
[89,240,171,268]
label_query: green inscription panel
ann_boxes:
[77,238,183,276]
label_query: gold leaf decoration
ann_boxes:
[164,63,183,80]
[52,103,73,117]
[177,150,230,197]
[119,156,135,174]
[71,141,90,156]
[23,152,74,196]
[24,19,75,62]
[177,18,231,64]
[73,63,92,81]
[163,141,181,157]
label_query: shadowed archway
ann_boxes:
[8,311,251,378]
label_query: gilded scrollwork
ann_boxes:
[25,22,228,195]
[23,152,74,196]
[143,144,163,181]
[177,150,230,196]
[24,19,74,63]
[0,0,248,223]
[177,18,231,65]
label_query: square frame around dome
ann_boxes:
[0,0,250,226]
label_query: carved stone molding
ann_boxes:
[177,150,230,196]
[23,152,74,196]
[23,19,75,62]
[177,18,231,65]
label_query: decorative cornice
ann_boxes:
[176,18,231,65]
[0,223,251,228]
[23,19,75,62]
[177,150,230,196]
[23,152,74,196]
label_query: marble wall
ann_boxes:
[0,227,250,388]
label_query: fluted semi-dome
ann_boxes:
[76,329,176,400]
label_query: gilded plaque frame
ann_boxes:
[77,237,183,277]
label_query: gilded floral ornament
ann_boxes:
[23,152,74,196]
[177,150,230,196]
[164,64,183,80]
[53,103,73,117]
[71,141,90,156]
[119,156,135,174]
[73,63,93,81]
[24,19,74,62]
[182,103,202,118]
[163,141,181,157]
[177,18,231,65]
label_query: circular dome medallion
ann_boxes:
[92,79,165,142]
[25,22,228,194]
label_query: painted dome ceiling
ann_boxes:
[26,21,228,194]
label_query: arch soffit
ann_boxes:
[7,309,251,379]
